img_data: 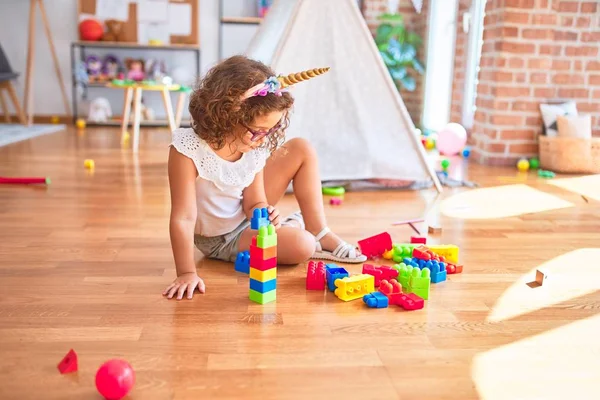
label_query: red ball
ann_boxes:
[95,359,135,400]
[79,19,104,41]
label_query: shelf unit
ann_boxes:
[218,0,263,60]
[70,41,200,126]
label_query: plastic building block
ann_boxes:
[429,260,447,284]
[306,261,326,290]
[357,232,392,258]
[379,279,403,305]
[535,269,547,286]
[363,292,389,308]
[250,267,277,282]
[249,289,276,304]
[445,262,463,274]
[250,278,277,293]
[392,243,416,262]
[326,265,349,292]
[234,251,250,274]
[412,246,434,261]
[396,263,413,291]
[410,236,427,244]
[398,293,424,310]
[410,267,431,300]
[382,249,394,260]
[251,207,270,230]
[329,198,342,205]
[428,225,442,234]
[362,264,399,287]
[249,255,277,271]
[538,169,555,179]
[334,274,375,302]
[427,244,459,264]
[249,237,277,260]
[256,225,277,248]
[57,349,78,374]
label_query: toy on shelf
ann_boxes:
[397,293,424,310]
[103,19,126,42]
[79,19,103,41]
[235,251,250,274]
[363,292,389,308]
[125,58,145,81]
[357,232,392,259]
[329,198,342,206]
[362,264,399,287]
[85,55,104,82]
[249,213,277,304]
[410,236,426,244]
[334,274,375,302]
[306,261,326,290]
[102,55,122,80]
[145,59,168,82]
[88,98,112,122]
[517,158,530,172]
[325,264,349,292]
[0,176,51,185]
[95,359,135,400]
[57,349,78,374]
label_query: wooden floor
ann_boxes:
[1,126,599,400]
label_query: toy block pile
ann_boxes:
[248,208,277,305]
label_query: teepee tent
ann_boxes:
[247,0,442,192]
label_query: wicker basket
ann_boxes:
[539,136,600,173]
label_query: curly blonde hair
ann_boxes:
[189,56,294,153]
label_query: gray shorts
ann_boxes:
[194,219,250,262]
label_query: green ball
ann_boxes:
[441,159,450,169]
[529,157,540,169]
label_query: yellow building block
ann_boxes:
[249,267,277,282]
[334,274,375,302]
[427,244,459,264]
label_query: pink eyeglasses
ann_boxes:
[244,119,283,142]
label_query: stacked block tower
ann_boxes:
[249,208,277,304]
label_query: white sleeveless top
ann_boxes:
[170,128,270,237]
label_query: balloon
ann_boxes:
[436,123,467,156]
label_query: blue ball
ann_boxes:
[462,147,471,158]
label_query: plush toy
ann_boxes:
[125,58,145,81]
[85,55,104,82]
[102,55,121,80]
[88,98,112,122]
[103,19,126,42]
[145,59,167,82]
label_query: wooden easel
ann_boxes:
[23,0,71,125]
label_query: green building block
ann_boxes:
[392,244,416,263]
[396,263,413,292]
[256,225,277,248]
[411,267,431,300]
[249,289,276,304]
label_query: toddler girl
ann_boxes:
[163,56,366,300]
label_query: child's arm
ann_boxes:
[163,147,206,299]
[242,170,281,228]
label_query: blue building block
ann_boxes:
[325,264,349,292]
[429,260,447,284]
[363,292,389,308]
[251,207,269,230]
[249,278,277,293]
[234,251,250,274]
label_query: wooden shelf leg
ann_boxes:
[161,87,176,132]
[121,87,134,141]
[174,92,186,129]
[132,87,143,153]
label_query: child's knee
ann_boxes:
[281,230,314,264]
[286,137,316,159]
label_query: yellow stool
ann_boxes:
[107,82,190,153]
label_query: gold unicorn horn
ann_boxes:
[278,67,331,89]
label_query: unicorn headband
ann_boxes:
[241,67,331,100]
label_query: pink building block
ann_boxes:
[306,261,326,290]
[410,236,427,244]
[362,264,399,287]
[357,232,392,258]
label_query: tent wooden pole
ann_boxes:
[23,0,37,126]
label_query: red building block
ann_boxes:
[57,349,78,374]
[398,293,424,310]
[358,232,392,258]
[362,264,399,287]
[445,263,464,274]
[379,279,403,305]
[250,256,277,271]
[410,236,427,244]
[306,261,326,290]
[250,237,277,261]
[412,246,440,262]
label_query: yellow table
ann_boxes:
[107,82,190,153]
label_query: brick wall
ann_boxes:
[470,0,600,165]
[450,0,473,124]
[363,0,429,126]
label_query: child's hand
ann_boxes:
[163,272,206,300]
[267,205,281,229]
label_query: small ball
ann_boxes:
[462,147,471,158]
[84,159,95,169]
[122,132,131,144]
[75,118,86,129]
[517,158,530,172]
[529,157,540,169]
[50,116,60,124]
[95,359,135,400]
[425,138,436,150]
[441,159,450,170]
